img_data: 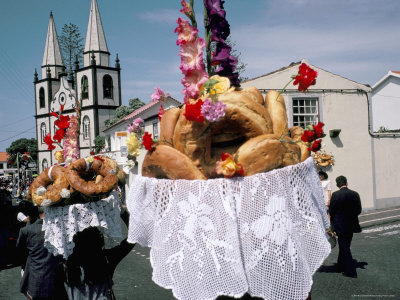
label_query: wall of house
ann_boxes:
[371,137,400,209]
[371,76,400,131]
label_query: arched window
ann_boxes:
[42,159,48,171]
[39,87,45,108]
[83,116,90,140]
[81,76,89,99]
[40,123,47,143]
[103,75,113,98]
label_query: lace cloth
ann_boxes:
[43,191,123,259]
[127,157,331,300]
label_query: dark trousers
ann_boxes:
[337,232,356,276]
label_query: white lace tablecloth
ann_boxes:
[127,157,331,300]
[43,191,123,258]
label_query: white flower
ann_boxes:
[41,199,52,207]
[36,186,47,196]
[60,188,70,198]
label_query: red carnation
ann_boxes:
[142,132,154,151]
[308,139,322,152]
[293,63,318,92]
[301,130,315,143]
[312,122,325,138]
[184,99,205,123]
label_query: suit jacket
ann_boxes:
[16,218,62,298]
[329,187,362,235]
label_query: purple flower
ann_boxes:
[201,98,226,122]
[204,0,226,19]
[128,118,144,136]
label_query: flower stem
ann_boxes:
[275,78,294,101]
[203,4,212,76]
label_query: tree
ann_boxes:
[6,138,38,167]
[93,135,106,153]
[104,98,146,128]
[59,23,84,74]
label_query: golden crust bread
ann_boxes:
[142,144,206,180]
[28,165,70,206]
[289,126,310,161]
[265,90,289,137]
[241,86,264,106]
[159,107,181,146]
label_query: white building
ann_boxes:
[103,97,182,178]
[34,0,121,172]
[371,70,400,132]
[242,59,400,210]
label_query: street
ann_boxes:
[1,209,399,300]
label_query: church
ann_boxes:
[34,0,121,173]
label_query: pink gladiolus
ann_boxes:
[179,38,207,73]
[175,18,198,45]
[62,116,80,164]
[128,118,144,136]
[181,69,209,102]
[151,87,169,102]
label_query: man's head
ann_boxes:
[336,175,347,188]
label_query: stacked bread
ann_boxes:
[142,88,308,180]
[27,156,124,206]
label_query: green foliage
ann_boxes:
[104,98,145,128]
[59,23,84,73]
[93,135,106,153]
[6,138,38,167]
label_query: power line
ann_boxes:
[0,126,36,143]
[0,116,34,129]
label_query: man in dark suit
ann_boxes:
[17,207,62,299]
[329,175,362,278]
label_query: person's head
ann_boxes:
[319,171,328,181]
[336,175,347,188]
[73,227,105,256]
[37,206,45,218]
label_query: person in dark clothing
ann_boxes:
[0,190,13,268]
[16,207,62,299]
[329,175,362,278]
[60,209,135,300]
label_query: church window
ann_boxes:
[81,76,89,99]
[42,159,48,171]
[103,75,113,98]
[83,116,90,140]
[39,87,45,108]
[40,123,47,143]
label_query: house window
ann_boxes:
[83,116,90,140]
[103,75,113,98]
[39,87,45,108]
[42,159,48,171]
[292,97,320,128]
[81,76,89,99]
[153,122,159,140]
[0,164,3,170]
[40,123,47,143]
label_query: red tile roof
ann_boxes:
[392,71,400,75]
[0,152,9,162]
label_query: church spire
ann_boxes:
[83,0,110,67]
[42,11,65,79]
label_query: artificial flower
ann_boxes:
[94,156,105,162]
[215,153,244,178]
[128,117,144,135]
[53,128,65,143]
[44,133,55,150]
[158,104,165,120]
[126,132,141,157]
[90,150,96,155]
[36,186,47,196]
[86,156,94,163]
[201,98,226,122]
[293,63,318,92]
[175,18,198,45]
[308,139,322,152]
[184,99,205,123]
[54,151,64,163]
[151,87,169,102]
[312,122,325,138]
[60,188,70,198]
[181,69,209,101]
[142,132,154,151]
[301,130,315,143]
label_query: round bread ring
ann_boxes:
[318,160,330,167]
[142,144,206,180]
[27,165,70,206]
[172,89,273,178]
[321,154,331,160]
[66,156,119,197]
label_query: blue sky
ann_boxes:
[0,0,400,152]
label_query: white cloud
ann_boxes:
[138,9,179,24]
